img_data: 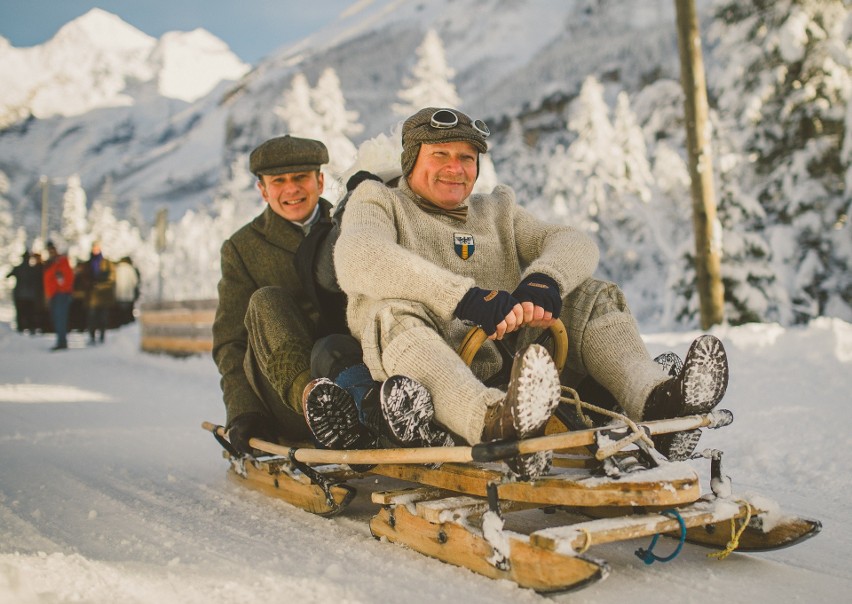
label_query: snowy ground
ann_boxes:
[0,308,850,603]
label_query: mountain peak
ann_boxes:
[0,10,248,126]
[52,8,155,52]
[153,29,249,102]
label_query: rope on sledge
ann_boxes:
[707,499,754,560]
[561,386,656,460]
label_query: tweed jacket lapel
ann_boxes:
[250,199,335,253]
[249,206,301,253]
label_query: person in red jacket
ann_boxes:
[43,241,75,351]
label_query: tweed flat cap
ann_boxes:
[249,135,329,176]
[401,107,488,176]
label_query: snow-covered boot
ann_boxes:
[373,375,454,447]
[643,336,729,460]
[481,344,561,480]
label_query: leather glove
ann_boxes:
[227,412,277,456]
[511,273,562,319]
[454,287,519,336]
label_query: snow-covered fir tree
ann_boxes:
[312,67,363,175]
[647,141,695,326]
[0,170,27,298]
[60,174,87,247]
[126,196,145,232]
[709,0,852,323]
[159,209,217,300]
[614,93,654,203]
[543,77,662,320]
[0,171,13,251]
[82,197,144,266]
[215,154,263,228]
[96,176,116,210]
[708,120,786,325]
[490,119,547,211]
[392,29,461,116]
[274,73,324,141]
[609,91,674,322]
[272,70,363,200]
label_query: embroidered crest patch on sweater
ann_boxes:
[454,233,475,260]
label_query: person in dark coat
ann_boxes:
[81,241,116,344]
[6,250,40,333]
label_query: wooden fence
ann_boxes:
[139,299,216,356]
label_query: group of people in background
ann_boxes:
[5,241,141,351]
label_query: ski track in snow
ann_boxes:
[0,315,850,603]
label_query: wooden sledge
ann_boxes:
[203,320,820,591]
[202,420,821,592]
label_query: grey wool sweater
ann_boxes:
[336,178,599,341]
[334,178,600,443]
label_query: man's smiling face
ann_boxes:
[407,141,478,210]
[257,170,324,222]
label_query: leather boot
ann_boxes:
[643,336,729,460]
[302,378,377,452]
[481,344,561,480]
[361,376,454,448]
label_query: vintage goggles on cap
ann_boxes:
[430,109,491,138]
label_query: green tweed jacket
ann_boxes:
[212,200,333,426]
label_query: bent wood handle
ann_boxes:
[456,318,568,372]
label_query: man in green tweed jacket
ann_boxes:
[333,107,730,475]
[213,135,443,458]
[213,135,332,453]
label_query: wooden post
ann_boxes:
[675,0,724,328]
[154,208,168,302]
[40,175,49,244]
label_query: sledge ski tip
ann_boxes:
[370,504,610,593]
[684,512,822,552]
[225,452,356,517]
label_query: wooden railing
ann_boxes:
[139,299,216,356]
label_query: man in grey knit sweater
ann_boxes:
[334,107,729,473]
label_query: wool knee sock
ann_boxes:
[579,314,668,420]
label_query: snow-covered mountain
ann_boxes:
[0,0,682,223]
[0,8,249,127]
[1,0,847,326]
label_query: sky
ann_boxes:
[0,0,356,64]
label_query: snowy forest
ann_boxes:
[1,0,849,329]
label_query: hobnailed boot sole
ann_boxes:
[380,376,454,447]
[653,336,729,461]
[680,335,729,413]
[303,378,376,452]
[503,344,562,480]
